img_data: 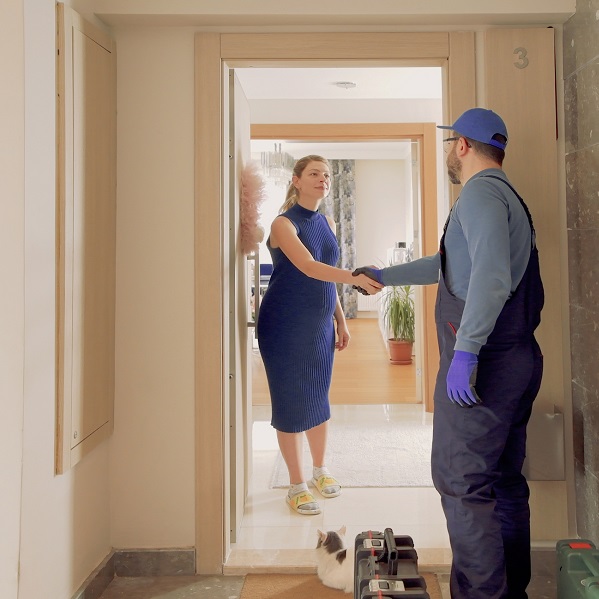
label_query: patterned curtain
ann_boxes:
[322,159,357,318]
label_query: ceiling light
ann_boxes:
[334,81,357,89]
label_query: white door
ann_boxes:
[226,70,253,544]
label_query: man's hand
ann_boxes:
[446,350,482,407]
[352,266,383,295]
[352,266,383,284]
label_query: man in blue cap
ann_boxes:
[354,108,544,598]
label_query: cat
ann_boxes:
[315,525,354,594]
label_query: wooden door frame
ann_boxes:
[194,31,475,574]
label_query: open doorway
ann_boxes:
[250,138,421,409]
[224,66,452,570]
[194,31,477,573]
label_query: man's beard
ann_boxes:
[446,151,462,185]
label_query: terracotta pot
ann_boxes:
[388,339,413,365]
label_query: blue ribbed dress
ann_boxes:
[256,203,340,433]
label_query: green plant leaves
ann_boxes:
[382,284,415,343]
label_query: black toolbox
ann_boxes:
[354,528,430,598]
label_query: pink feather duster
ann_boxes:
[240,161,267,255]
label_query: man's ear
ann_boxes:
[456,136,473,157]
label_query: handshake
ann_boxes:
[351,266,384,295]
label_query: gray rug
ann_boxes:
[269,420,433,488]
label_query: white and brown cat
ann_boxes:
[315,525,354,593]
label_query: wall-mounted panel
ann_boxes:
[56,4,116,472]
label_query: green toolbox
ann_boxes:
[557,539,599,598]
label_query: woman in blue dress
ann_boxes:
[256,155,381,515]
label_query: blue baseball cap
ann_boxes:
[438,108,508,150]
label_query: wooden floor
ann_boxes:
[252,318,417,406]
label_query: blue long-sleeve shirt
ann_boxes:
[380,168,532,355]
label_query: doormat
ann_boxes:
[269,420,433,488]
[240,572,442,599]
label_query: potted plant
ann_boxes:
[381,284,415,364]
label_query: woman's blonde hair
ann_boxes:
[279,155,330,213]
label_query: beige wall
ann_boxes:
[111,26,196,548]
[1,2,112,598]
[0,1,25,597]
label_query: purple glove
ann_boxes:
[446,350,482,407]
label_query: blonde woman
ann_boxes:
[256,155,381,515]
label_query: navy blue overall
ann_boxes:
[431,177,544,599]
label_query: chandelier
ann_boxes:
[260,143,295,187]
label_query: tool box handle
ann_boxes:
[378,528,399,575]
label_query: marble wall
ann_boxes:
[563,0,599,541]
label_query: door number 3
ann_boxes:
[514,47,529,69]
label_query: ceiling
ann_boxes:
[240,66,441,159]
[235,67,442,100]
[94,0,574,27]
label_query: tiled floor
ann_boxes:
[226,404,452,573]
[98,575,245,599]
[97,567,555,599]
[98,403,557,598]
[224,403,557,599]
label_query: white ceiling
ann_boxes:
[235,67,442,100]
[240,66,441,159]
